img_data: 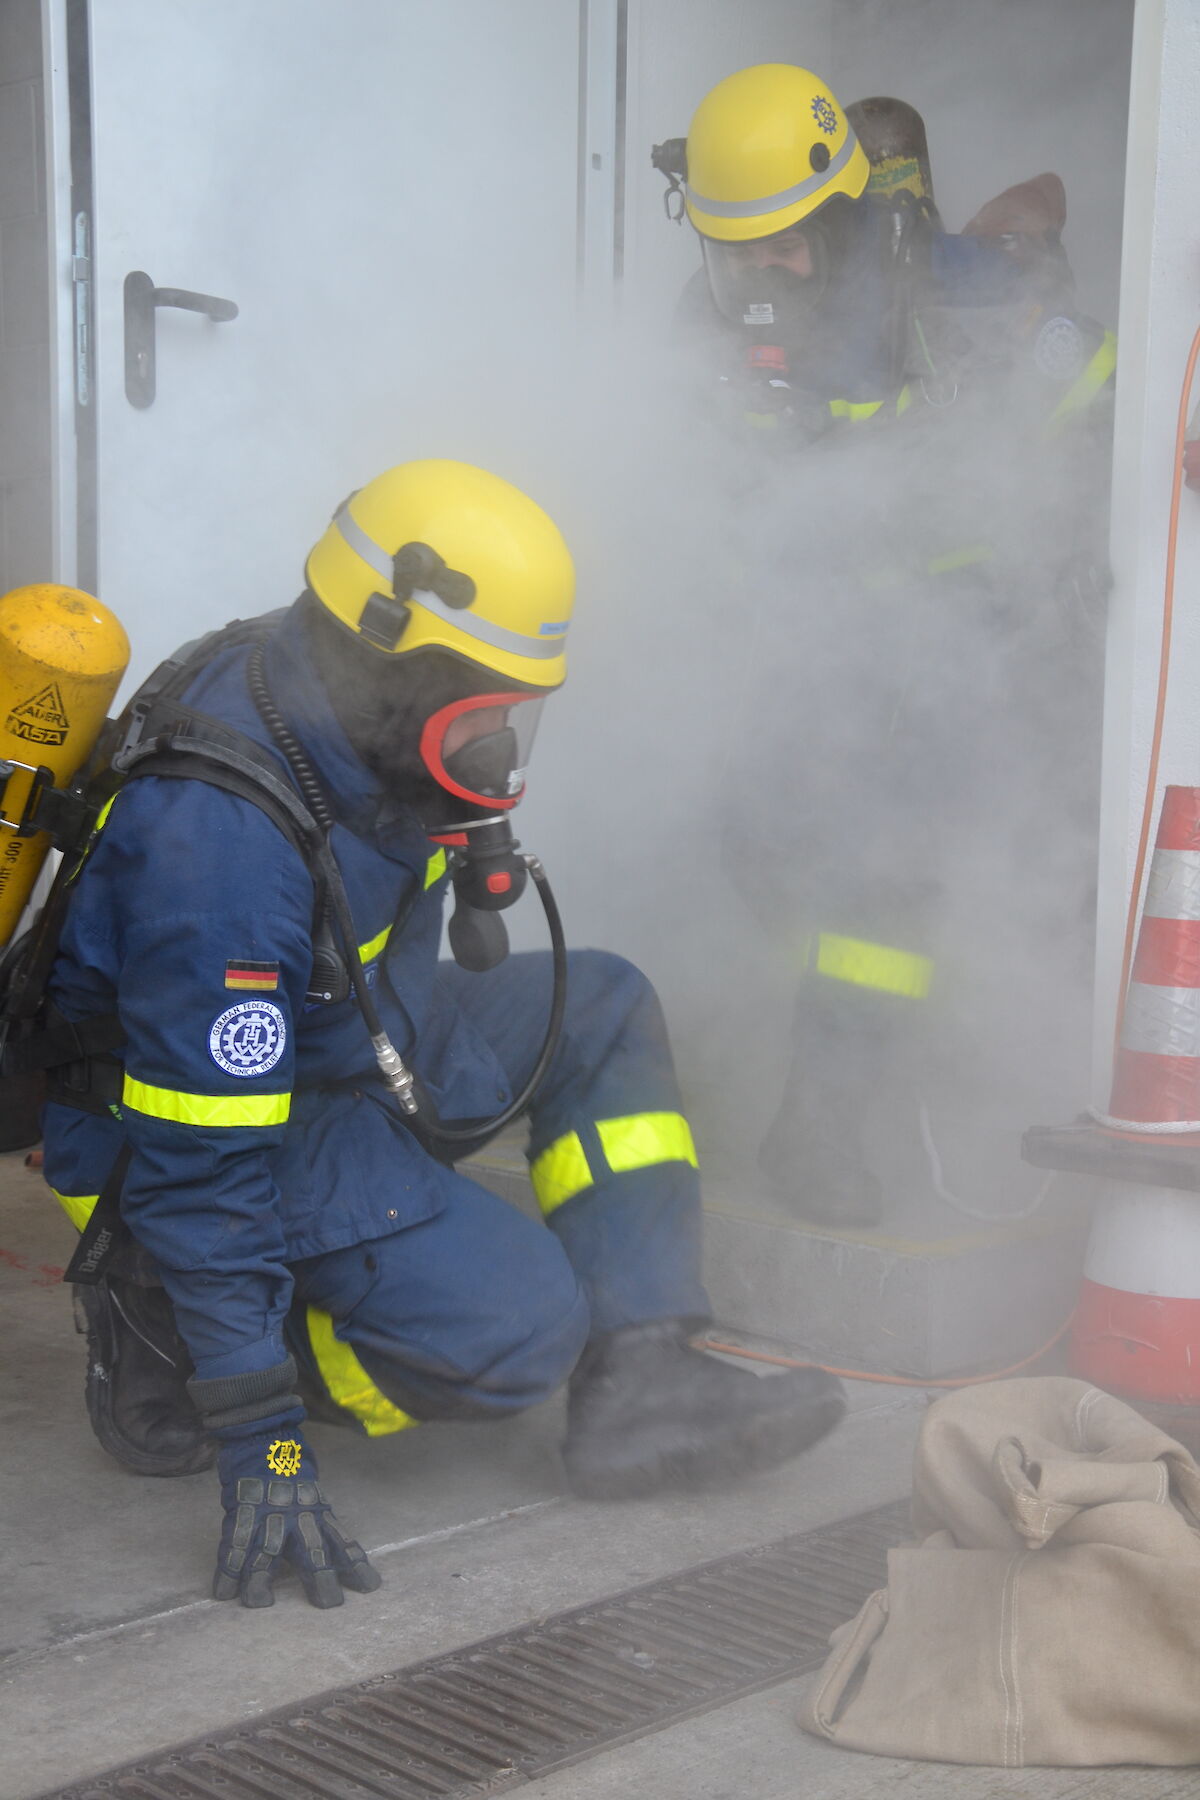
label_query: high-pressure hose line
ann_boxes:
[245,642,567,1154]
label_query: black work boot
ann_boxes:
[562,1320,845,1500]
[73,1277,216,1476]
[759,975,909,1228]
[759,1107,883,1228]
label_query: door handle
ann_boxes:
[123,270,239,409]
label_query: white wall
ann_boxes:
[1094,0,1200,1096]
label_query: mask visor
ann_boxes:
[702,224,828,333]
[420,692,544,811]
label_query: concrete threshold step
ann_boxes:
[462,1137,1089,1383]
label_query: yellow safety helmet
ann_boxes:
[305,460,574,690]
[684,64,869,244]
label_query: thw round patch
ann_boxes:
[1033,314,1086,381]
[208,999,287,1078]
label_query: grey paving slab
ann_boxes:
[519,1684,1200,1800]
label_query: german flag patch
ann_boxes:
[225,959,279,993]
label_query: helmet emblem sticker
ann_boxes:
[811,95,839,135]
[1033,315,1086,381]
[7,681,69,746]
[208,999,287,1078]
[266,1439,303,1477]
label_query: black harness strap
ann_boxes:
[63,1141,133,1285]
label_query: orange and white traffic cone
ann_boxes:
[1070,787,1200,1401]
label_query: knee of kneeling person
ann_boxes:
[486,1273,591,1410]
[568,948,658,1015]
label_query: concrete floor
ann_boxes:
[1,1150,1193,1800]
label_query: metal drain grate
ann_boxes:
[43,1499,909,1800]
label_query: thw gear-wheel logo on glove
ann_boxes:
[208,1000,287,1077]
[266,1439,303,1477]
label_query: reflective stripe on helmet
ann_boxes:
[121,1075,291,1128]
[806,931,933,999]
[305,1306,418,1436]
[331,504,565,661]
[687,130,860,221]
[410,582,565,660]
[530,1111,698,1217]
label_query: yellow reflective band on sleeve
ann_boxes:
[424,848,448,889]
[94,795,116,832]
[926,543,994,577]
[596,1112,699,1176]
[895,383,913,417]
[358,923,391,963]
[530,1130,593,1216]
[1046,329,1117,433]
[52,1189,98,1231]
[306,1306,418,1437]
[531,1112,699,1217]
[813,932,933,999]
[121,1076,291,1128]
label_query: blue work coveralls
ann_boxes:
[43,606,709,1432]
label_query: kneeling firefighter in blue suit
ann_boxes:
[41,460,844,1608]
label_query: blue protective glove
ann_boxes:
[214,1419,382,1608]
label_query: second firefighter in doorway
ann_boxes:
[654,64,1112,1226]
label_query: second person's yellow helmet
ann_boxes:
[685,64,869,244]
[306,460,574,690]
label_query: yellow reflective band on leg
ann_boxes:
[596,1112,699,1176]
[814,932,933,999]
[121,1076,291,1128]
[305,1306,418,1437]
[530,1130,593,1216]
[424,847,448,889]
[52,1189,98,1231]
[531,1113,699,1217]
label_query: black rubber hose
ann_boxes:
[421,859,568,1153]
[246,641,567,1147]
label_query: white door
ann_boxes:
[44,0,590,692]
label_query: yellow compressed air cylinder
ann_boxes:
[0,584,129,944]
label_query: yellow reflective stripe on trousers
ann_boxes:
[530,1111,698,1217]
[121,1076,291,1127]
[529,1130,593,1215]
[424,848,447,889]
[597,1112,698,1176]
[306,1306,418,1437]
[52,1189,98,1231]
[812,932,933,999]
[1046,329,1118,433]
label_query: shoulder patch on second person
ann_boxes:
[1033,314,1086,381]
[209,1000,287,1078]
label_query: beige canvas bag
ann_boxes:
[797,1376,1200,1766]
